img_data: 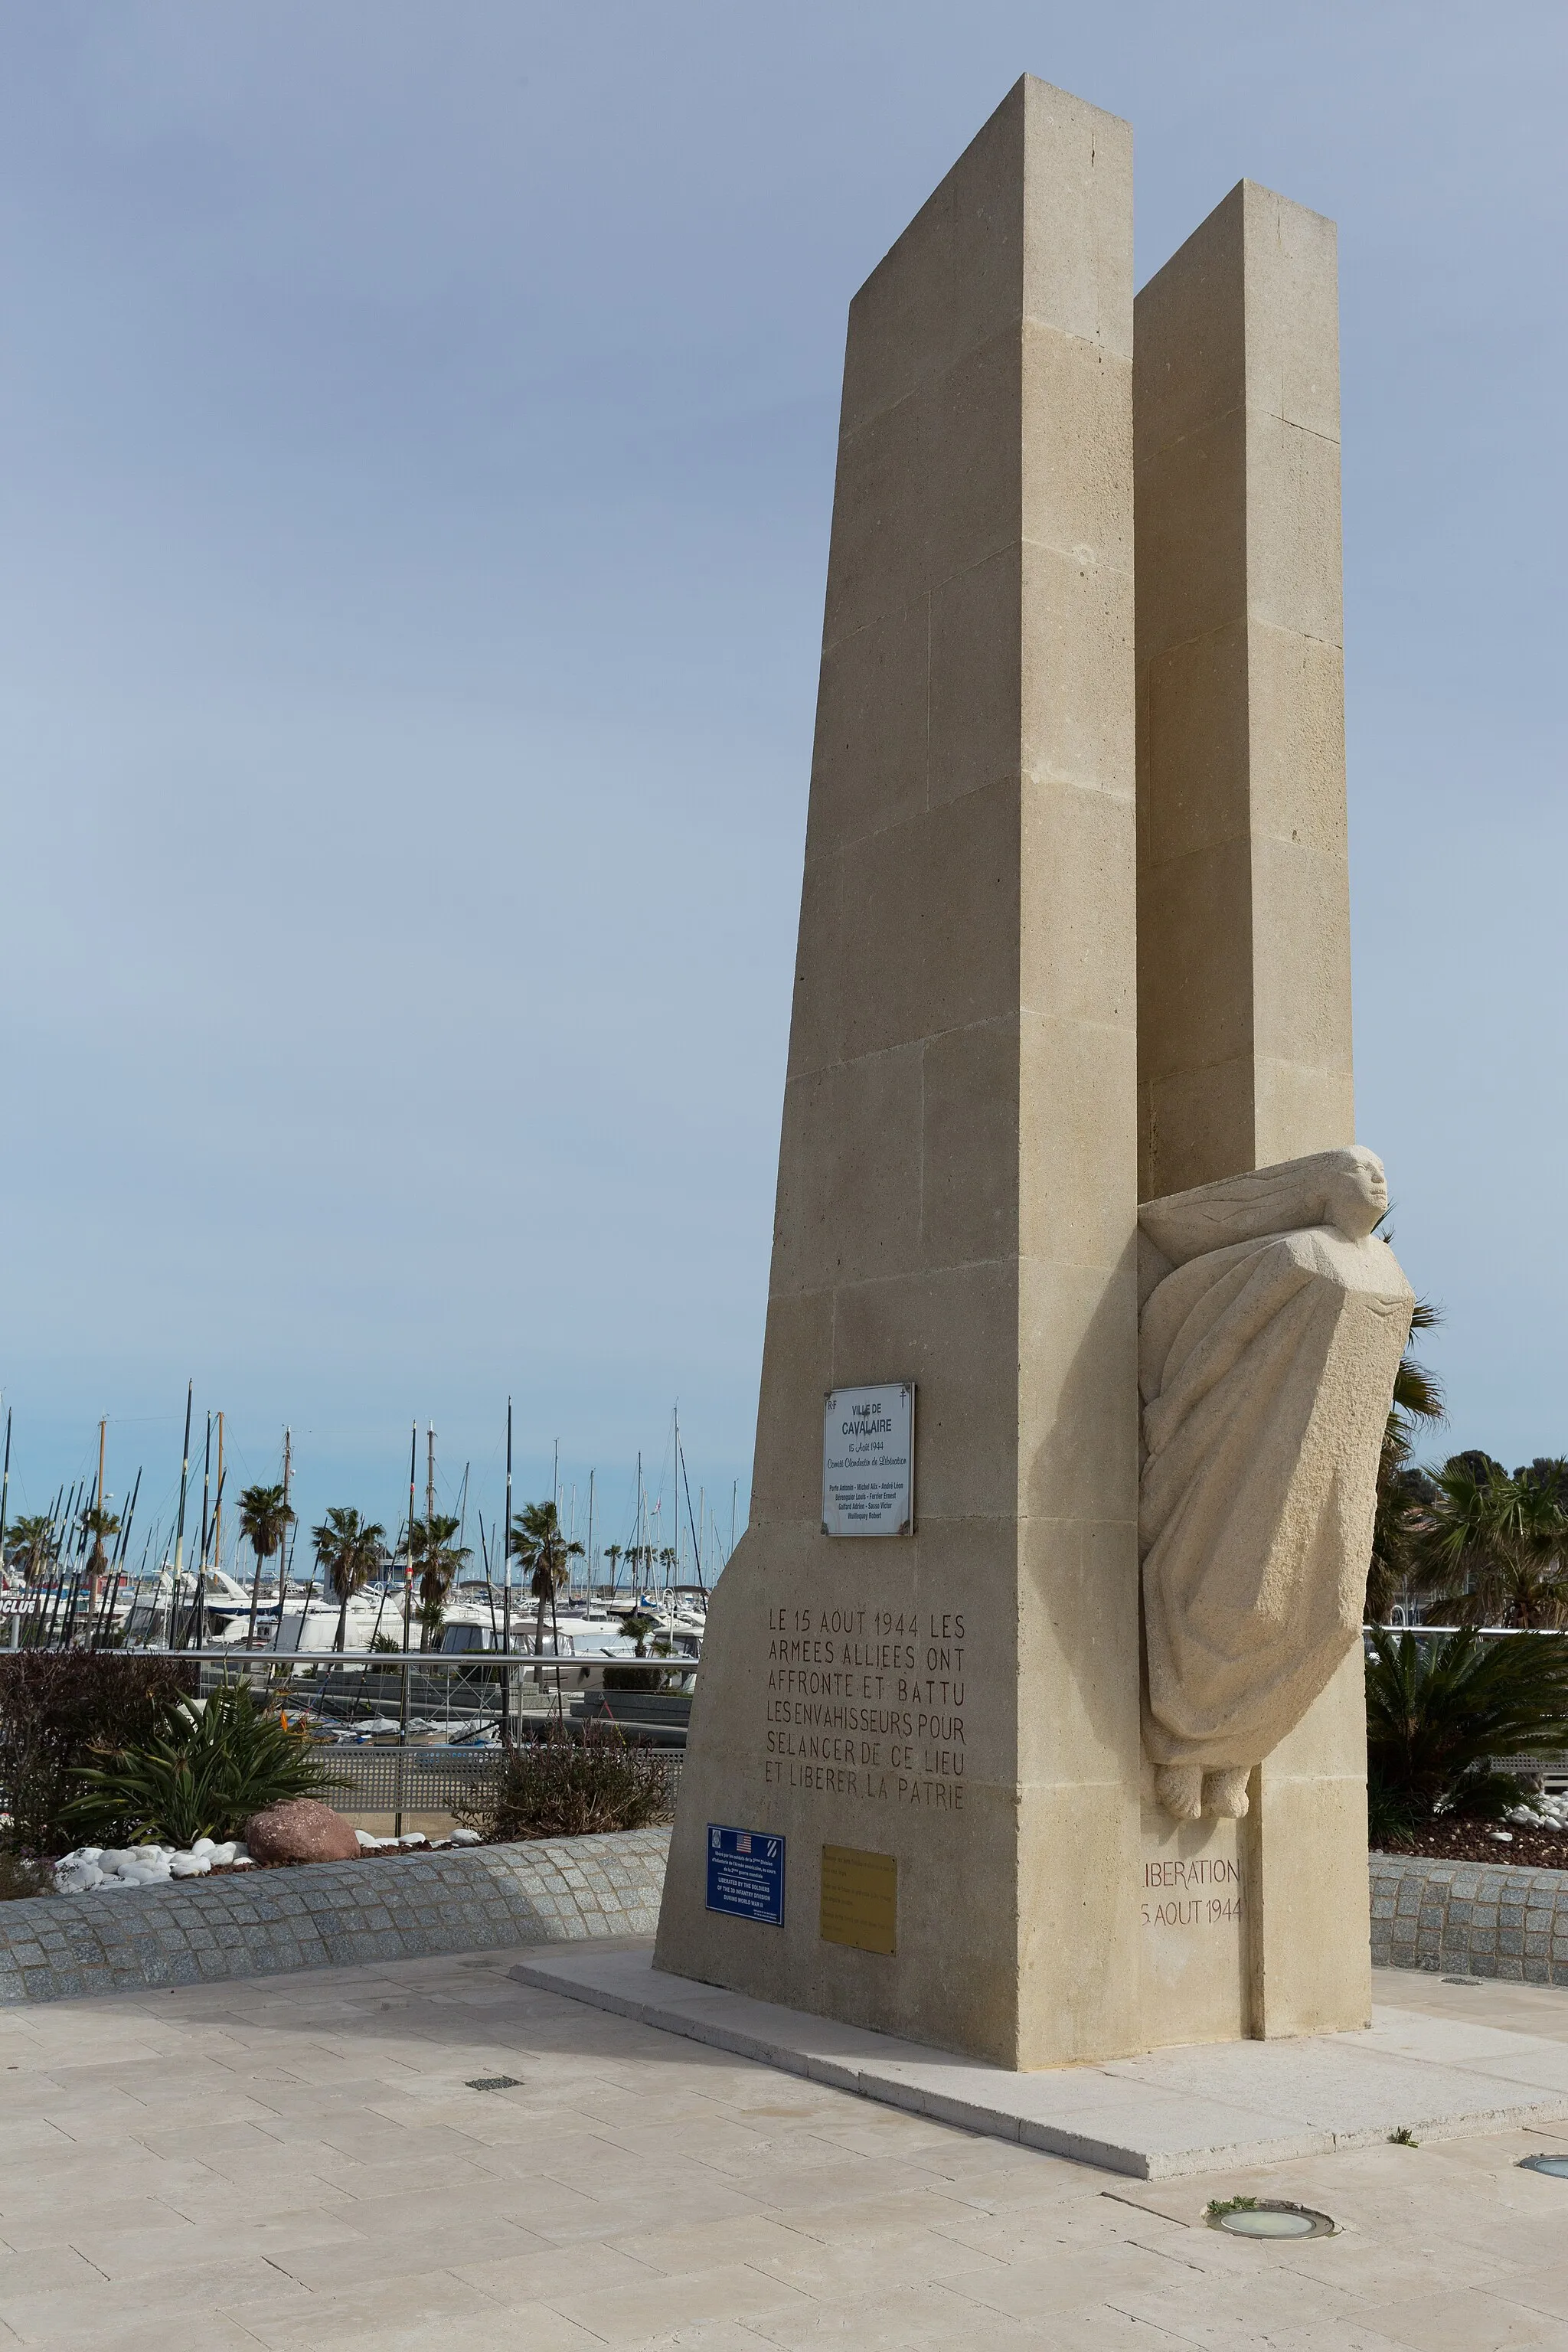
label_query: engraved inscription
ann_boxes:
[761,1606,967,1810]
[1141,1856,1243,1929]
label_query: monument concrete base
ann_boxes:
[511,1943,1568,2181]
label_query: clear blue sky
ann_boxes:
[2,3,1563,1566]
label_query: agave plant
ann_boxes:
[64,1684,344,1849]
[1365,1625,1568,1826]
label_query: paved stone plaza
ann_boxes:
[4,1954,1568,2350]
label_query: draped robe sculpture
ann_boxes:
[1137,1148,1415,1822]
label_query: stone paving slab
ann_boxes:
[6,1956,1568,2350]
[511,1942,1568,2179]
[0,1829,670,2002]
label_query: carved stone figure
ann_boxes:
[1138,1148,1415,1822]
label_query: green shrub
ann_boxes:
[454,1718,674,1842]
[1366,1626,1568,1829]
[63,1684,345,1849]
[0,1851,51,1901]
[603,1664,676,1692]
[0,1653,197,1857]
[1367,1778,1418,1851]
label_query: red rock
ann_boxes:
[243,1798,360,1865]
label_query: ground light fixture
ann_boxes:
[1207,2200,1335,2239]
[1519,2154,1568,2179]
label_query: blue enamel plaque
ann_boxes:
[706,1824,785,1926]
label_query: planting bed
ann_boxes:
[49,1825,485,1893]
[1382,1820,1568,1870]
[0,1824,671,2004]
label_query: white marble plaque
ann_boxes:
[822,1383,914,1538]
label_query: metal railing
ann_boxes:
[325,1743,685,1817]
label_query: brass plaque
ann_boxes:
[819,1844,897,1955]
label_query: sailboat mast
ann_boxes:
[114,1468,141,1567]
[281,1425,292,1586]
[199,1415,212,1567]
[0,1406,11,1574]
[91,1416,106,1611]
[422,1424,436,1651]
[501,1399,513,1742]
[188,1416,211,1648]
[402,1423,416,1652]
[172,1381,193,1637]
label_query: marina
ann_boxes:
[0,1399,717,1759]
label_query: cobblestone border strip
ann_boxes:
[1371,1851,1568,1984]
[0,1828,671,2004]
[11,1843,1560,2008]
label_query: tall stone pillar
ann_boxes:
[1135,182,1368,2035]
[655,77,1141,2069]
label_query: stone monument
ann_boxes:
[654,78,1411,2067]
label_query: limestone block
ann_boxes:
[1134,177,1351,1204]
[1135,1149,1413,1820]
[929,547,1023,807]
[809,604,929,853]
[655,75,1138,2071]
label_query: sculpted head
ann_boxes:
[1322,1146,1388,1240]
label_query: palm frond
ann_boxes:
[1366,1626,1568,1822]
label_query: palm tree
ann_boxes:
[604,1541,622,1597]
[237,1481,295,1648]
[78,1502,122,1596]
[312,1506,387,1653]
[1504,1461,1568,1628]
[6,1514,57,1587]
[1367,1298,1445,1622]
[410,1511,471,1649]
[1413,1455,1568,1629]
[508,1501,584,1663]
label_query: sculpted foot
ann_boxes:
[1204,1767,1250,1818]
[1155,1763,1204,1821]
